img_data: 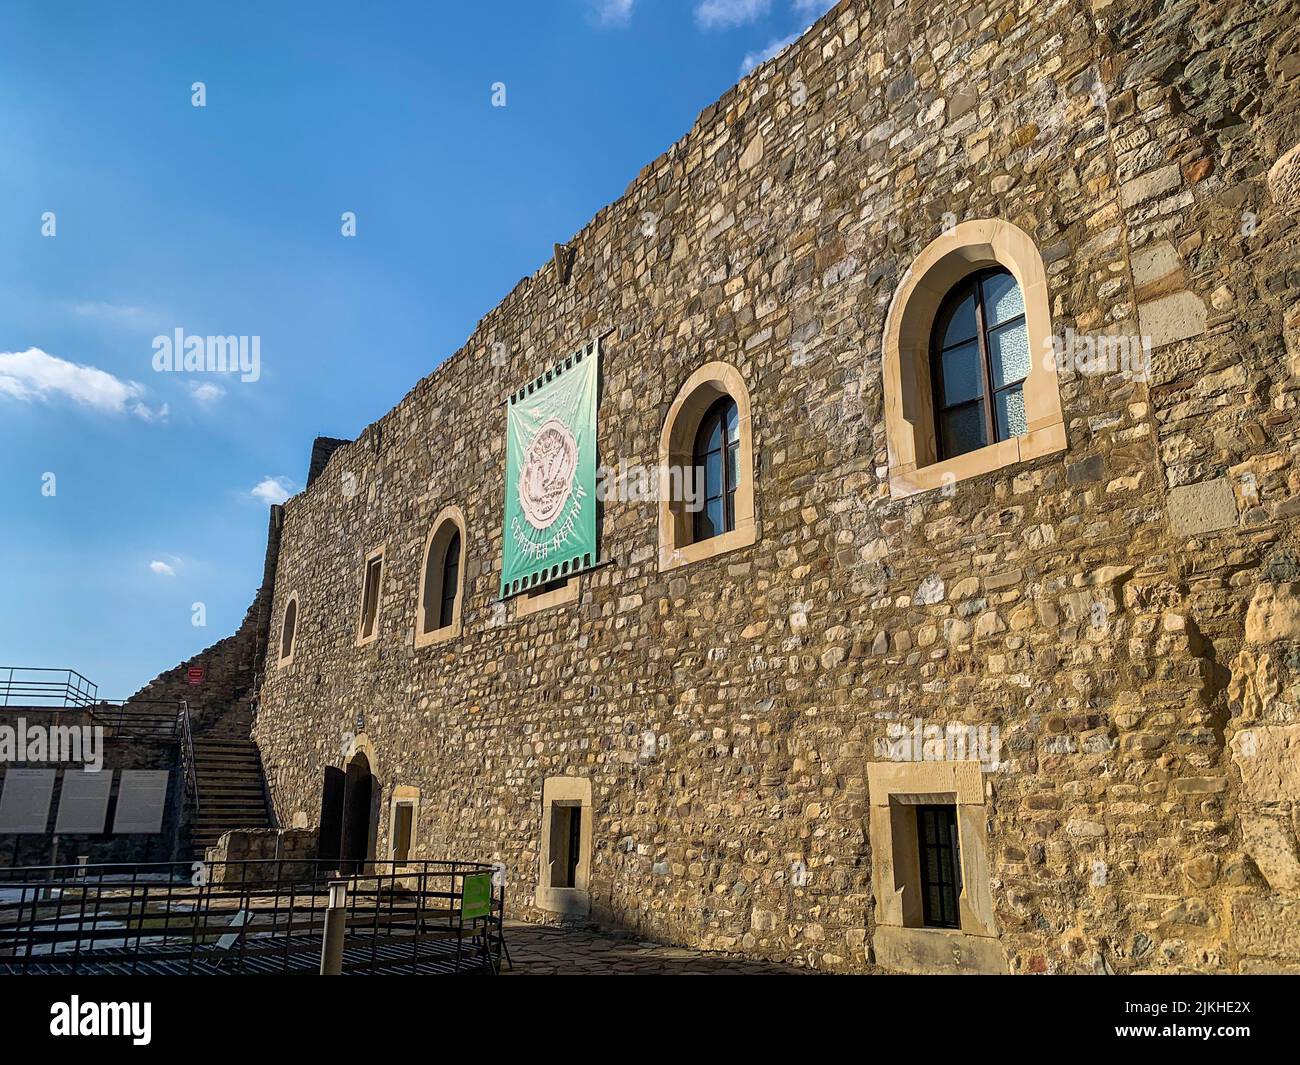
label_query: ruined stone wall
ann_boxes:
[251,0,1300,972]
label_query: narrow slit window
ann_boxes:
[916,804,962,929]
[359,555,383,639]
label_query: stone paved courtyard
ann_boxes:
[499,920,847,975]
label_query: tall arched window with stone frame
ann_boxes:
[882,219,1066,498]
[657,361,756,571]
[277,592,299,667]
[415,505,467,647]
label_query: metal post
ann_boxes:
[320,879,348,975]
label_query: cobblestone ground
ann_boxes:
[500,920,860,975]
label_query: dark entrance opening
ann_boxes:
[318,766,345,866]
[340,753,373,875]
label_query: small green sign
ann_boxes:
[462,873,492,920]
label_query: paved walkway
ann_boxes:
[500,921,815,975]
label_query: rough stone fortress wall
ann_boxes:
[246,0,1300,972]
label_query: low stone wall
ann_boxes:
[204,828,318,885]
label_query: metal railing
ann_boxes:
[0,858,507,976]
[0,667,98,708]
[178,700,199,811]
[85,699,184,741]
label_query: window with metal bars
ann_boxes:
[929,267,1030,460]
[916,804,962,929]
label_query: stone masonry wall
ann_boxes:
[251,0,1300,972]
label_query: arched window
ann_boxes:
[416,506,466,647]
[692,396,740,542]
[278,594,298,666]
[881,218,1066,498]
[438,530,460,629]
[930,267,1030,460]
[657,362,756,571]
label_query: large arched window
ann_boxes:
[930,267,1030,460]
[692,396,740,542]
[278,593,298,667]
[416,506,466,647]
[657,361,756,571]
[882,218,1066,498]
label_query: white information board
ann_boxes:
[54,770,114,834]
[112,770,170,834]
[0,769,57,833]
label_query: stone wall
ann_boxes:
[250,0,1300,972]
[204,828,318,885]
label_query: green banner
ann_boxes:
[501,339,599,597]
[462,872,492,920]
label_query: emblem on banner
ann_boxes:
[518,417,578,529]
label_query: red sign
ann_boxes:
[187,667,205,686]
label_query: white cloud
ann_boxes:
[0,347,166,420]
[251,476,295,506]
[741,31,800,72]
[189,381,225,406]
[149,560,176,577]
[696,0,771,29]
[591,0,633,25]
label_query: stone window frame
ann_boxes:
[882,219,1066,499]
[277,591,300,668]
[415,505,467,648]
[536,775,592,916]
[355,544,386,647]
[387,785,420,863]
[515,575,579,619]
[866,759,1006,974]
[657,360,757,571]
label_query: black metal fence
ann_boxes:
[0,667,98,708]
[0,859,507,975]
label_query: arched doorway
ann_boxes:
[339,752,374,875]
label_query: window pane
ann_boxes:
[937,289,978,348]
[723,400,739,444]
[940,402,986,458]
[695,496,723,541]
[982,270,1024,326]
[938,341,982,406]
[703,450,722,500]
[995,383,1027,440]
[988,319,1030,388]
[725,441,739,492]
[701,412,722,453]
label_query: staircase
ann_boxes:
[188,736,273,859]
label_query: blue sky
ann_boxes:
[0,0,834,698]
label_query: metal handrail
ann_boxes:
[0,667,98,708]
[179,699,199,812]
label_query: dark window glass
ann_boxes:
[916,804,962,929]
[360,557,382,637]
[438,530,460,629]
[692,395,740,543]
[929,268,1030,460]
[281,599,296,658]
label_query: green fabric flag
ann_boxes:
[501,340,599,596]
